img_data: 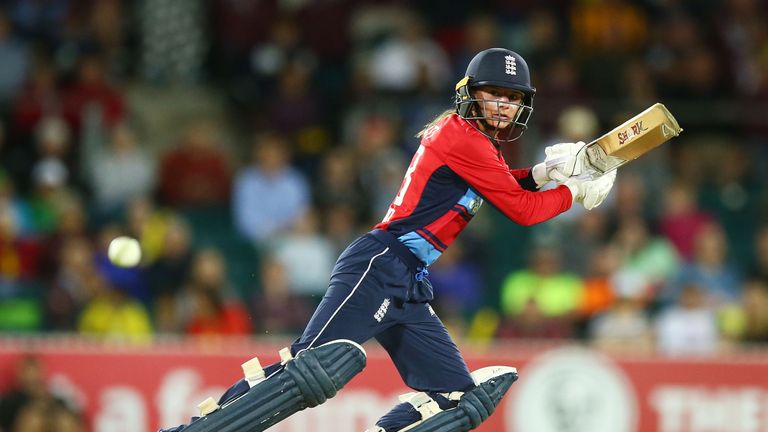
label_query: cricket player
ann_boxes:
[161,48,615,432]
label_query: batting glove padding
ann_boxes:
[543,141,593,183]
[565,169,616,210]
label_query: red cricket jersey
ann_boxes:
[374,114,572,266]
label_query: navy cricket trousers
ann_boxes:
[290,229,475,393]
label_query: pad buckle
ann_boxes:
[399,392,442,421]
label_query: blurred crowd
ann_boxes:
[0,355,83,432]
[0,0,762,376]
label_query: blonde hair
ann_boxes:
[415,109,456,138]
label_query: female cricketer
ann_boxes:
[162,48,616,432]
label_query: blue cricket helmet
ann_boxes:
[455,48,536,142]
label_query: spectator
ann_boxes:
[27,152,77,237]
[451,14,500,78]
[428,240,484,321]
[0,11,29,108]
[6,0,69,44]
[571,0,649,97]
[185,248,240,300]
[11,58,61,136]
[610,171,651,225]
[313,148,366,215]
[124,196,176,265]
[658,181,714,260]
[498,246,584,339]
[270,208,336,297]
[253,16,318,112]
[145,217,195,332]
[0,171,33,236]
[0,356,46,430]
[251,256,312,336]
[173,248,247,333]
[266,62,329,173]
[749,225,768,284]
[45,237,95,330]
[33,116,72,181]
[700,144,761,266]
[50,402,85,432]
[209,0,275,86]
[0,356,81,431]
[589,296,653,354]
[366,9,451,95]
[36,194,88,282]
[579,244,621,322]
[88,0,128,78]
[12,400,48,432]
[61,54,125,133]
[323,203,361,255]
[560,207,610,274]
[85,123,155,217]
[157,120,232,208]
[185,286,251,336]
[352,114,407,217]
[741,279,768,343]
[77,269,153,343]
[612,216,680,300]
[663,221,742,307]
[655,283,720,356]
[523,8,564,67]
[0,201,40,281]
[232,130,309,244]
[588,251,654,353]
[7,60,62,193]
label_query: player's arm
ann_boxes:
[508,167,539,191]
[444,138,573,226]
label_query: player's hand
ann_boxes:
[564,169,616,210]
[543,141,591,183]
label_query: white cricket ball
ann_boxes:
[108,236,142,268]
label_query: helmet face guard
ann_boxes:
[455,81,534,142]
[454,48,536,143]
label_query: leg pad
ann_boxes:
[404,366,517,432]
[180,340,366,432]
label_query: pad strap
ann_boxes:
[179,340,366,432]
[399,392,442,421]
[400,366,518,432]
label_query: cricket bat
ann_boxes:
[584,103,683,174]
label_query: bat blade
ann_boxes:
[585,103,683,174]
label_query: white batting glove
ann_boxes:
[531,162,549,187]
[564,169,616,210]
[544,141,593,183]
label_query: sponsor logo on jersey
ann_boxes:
[374,298,391,322]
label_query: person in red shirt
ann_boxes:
[185,287,251,336]
[162,48,616,432]
[157,121,232,208]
